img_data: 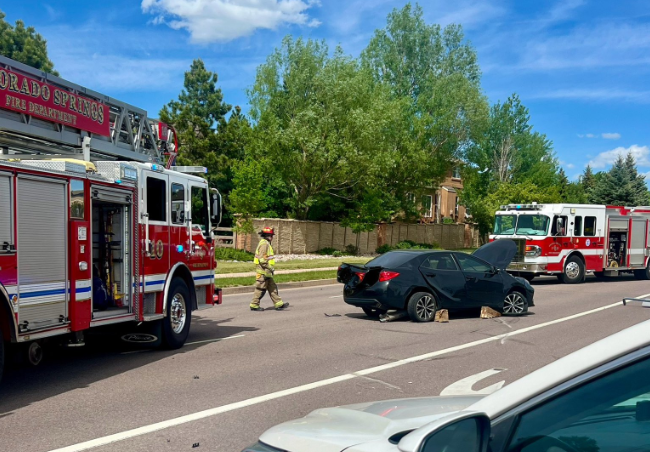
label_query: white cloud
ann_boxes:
[519,22,650,71]
[586,134,595,138]
[601,133,621,140]
[141,0,321,43]
[567,163,575,169]
[588,145,650,169]
[530,89,650,103]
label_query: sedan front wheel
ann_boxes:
[407,292,437,322]
[503,291,528,316]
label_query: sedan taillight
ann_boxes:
[379,270,400,282]
[355,272,366,282]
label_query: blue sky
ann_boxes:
[2,0,649,181]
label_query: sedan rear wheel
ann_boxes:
[503,291,528,316]
[407,292,437,322]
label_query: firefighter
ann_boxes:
[250,227,290,311]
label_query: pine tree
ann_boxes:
[591,153,650,205]
[624,152,650,205]
[0,10,58,75]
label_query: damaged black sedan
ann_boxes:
[337,239,534,322]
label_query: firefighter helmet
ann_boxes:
[261,227,275,236]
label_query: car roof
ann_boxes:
[468,317,650,418]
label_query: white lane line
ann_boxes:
[49,295,649,452]
[329,295,343,298]
[185,335,245,346]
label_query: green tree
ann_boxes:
[247,36,404,221]
[160,59,249,224]
[591,153,650,206]
[228,158,268,233]
[472,181,561,235]
[462,94,559,233]
[362,3,488,213]
[0,10,58,75]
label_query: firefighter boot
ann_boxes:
[275,301,290,310]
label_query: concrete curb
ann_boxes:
[221,278,339,295]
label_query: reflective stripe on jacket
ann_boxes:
[254,238,275,277]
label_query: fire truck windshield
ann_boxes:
[493,214,550,236]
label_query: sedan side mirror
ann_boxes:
[397,411,491,452]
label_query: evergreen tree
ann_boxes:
[625,152,650,205]
[591,153,650,205]
[0,10,58,75]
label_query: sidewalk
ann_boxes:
[214,267,338,279]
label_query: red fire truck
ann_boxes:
[0,56,223,381]
[491,203,650,283]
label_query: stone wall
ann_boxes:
[235,219,480,254]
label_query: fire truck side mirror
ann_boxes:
[555,217,565,235]
[210,189,223,227]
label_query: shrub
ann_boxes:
[315,247,338,255]
[345,244,359,255]
[442,217,455,224]
[214,247,255,262]
[375,244,392,254]
[376,241,439,254]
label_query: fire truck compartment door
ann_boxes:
[91,186,132,204]
[17,177,68,330]
[0,173,12,249]
[630,219,647,266]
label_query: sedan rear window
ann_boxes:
[366,252,417,268]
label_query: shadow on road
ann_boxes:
[344,308,534,323]
[0,315,258,415]
[531,274,638,286]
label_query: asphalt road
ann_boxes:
[1,275,649,452]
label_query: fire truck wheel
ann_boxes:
[562,256,585,284]
[634,263,650,280]
[0,327,4,385]
[162,278,192,350]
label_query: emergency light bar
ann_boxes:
[500,203,544,211]
[170,166,208,174]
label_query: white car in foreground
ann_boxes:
[243,316,650,452]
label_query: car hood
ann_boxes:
[258,395,484,452]
[472,239,517,269]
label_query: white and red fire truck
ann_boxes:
[0,56,223,381]
[491,203,650,283]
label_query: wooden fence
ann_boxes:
[212,227,237,248]
[230,219,481,254]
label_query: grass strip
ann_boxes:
[215,270,337,288]
[216,257,371,274]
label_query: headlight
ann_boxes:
[525,245,541,257]
[241,442,285,452]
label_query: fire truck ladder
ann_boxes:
[0,55,175,164]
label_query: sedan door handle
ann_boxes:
[466,276,477,282]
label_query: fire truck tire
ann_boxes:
[162,278,192,350]
[634,263,650,280]
[562,256,585,284]
[0,327,4,385]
